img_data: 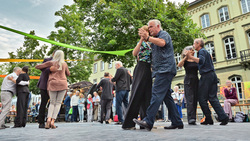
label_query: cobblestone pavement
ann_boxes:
[0,121,249,141]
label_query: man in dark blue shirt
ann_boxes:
[133,19,183,131]
[187,38,229,125]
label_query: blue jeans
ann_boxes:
[144,73,183,128]
[65,105,70,121]
[78,106,84,121]
[176,104,183,118]
[116,90,129,122]
[71,106,78,122]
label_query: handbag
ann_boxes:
[68,108,73,115]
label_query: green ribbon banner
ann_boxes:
[0,25,133,56]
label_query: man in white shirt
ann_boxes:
[0,67,21,129]
[70,91,79,122]
[92,92,100,121]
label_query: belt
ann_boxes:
[2,90,14,95]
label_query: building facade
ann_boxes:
[172,0,250,99]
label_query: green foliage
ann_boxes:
[74,0,205,67]
[48,3,94,83]
[0,31,48,94]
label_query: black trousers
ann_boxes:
[14,92,29,127]
[198,71,227,121]
[184,75,199,121]
[122,61,152,128]
[100,99,112,122]
[37,89,49,124]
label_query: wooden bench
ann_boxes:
[196,99,250,120]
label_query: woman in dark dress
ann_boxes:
[178,46,199,125]
[122,25,152,130]
[10,66,30,128]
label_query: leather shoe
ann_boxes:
[220,117,229,125]
[1,124,10,128]
[200,120,214,125]
[188,119,196,125]
[122,127,136,130]
[115,122,123,125]
[133,119,151,131]
[39,124,45,128]
[12,125,22,128]
[164,125,184,129]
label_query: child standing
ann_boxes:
[87,94,93,122]
[78,94,85,122]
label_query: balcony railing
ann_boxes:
[240,49,250,62]
[240,49,250,70]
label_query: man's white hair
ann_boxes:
[174,86,179,90]
[13,67,21,72]
[148,19,163,30]
[115,61,123,67]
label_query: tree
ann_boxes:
[74,0,205,67]
[48,4,94,84]
[1,31,48,94]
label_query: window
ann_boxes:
[205,42,216,62]
[174,53,182,71]
[100,61,105,71]
[241,0,250,14]
[247,31,250,46]
[229,75,243,99]
[218,6,229,22]
[108,61,113,69]
[201,14,210,28]
[93,63,97,73]
[93,79,97,84]
[224,37,237,60]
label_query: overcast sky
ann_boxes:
[0,0,195,59]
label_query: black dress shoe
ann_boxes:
[188,119,196,125]
[133,119,151,131]
[122,127,136,130]
[220,117,229,125]
[164,125,184,129]
[115,122,123,125]
[200,120,214,125]
[1,124,10,128]
[39,124,45,128]
[12,125,22,128]
[105,121,109,124]
[99,121,103,124]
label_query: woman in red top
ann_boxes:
[36,50,70,129]
[223,80,238,121]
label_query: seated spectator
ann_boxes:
[9,105,16,122]
[87,94,93,122]
[171,86,184,119]
[30,102,38,122]
[223,80,238,121]
[9,105,16,115]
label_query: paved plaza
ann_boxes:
[0,121,249,141]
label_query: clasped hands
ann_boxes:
[138,28,149,41]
